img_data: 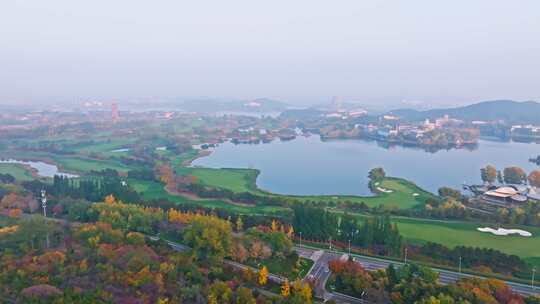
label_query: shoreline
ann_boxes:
[182,147,434,204]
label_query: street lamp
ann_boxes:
[404,247,408,264]
[533,267,536,290]
[348,239,351,256]
[40,189,47,217]
[299,232,302,247]
[459,256,462,275]
[329,236,332,250]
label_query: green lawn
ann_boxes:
[129,179,290,216]
[0,151,132,174]
[70,138,136,154]
[170,150,202,167]
[287,178,434,209]
[177,167,257,193]
[0,164,34,181]
[47,156,131,173]
[348,213,540,262]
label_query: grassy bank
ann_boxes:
[174,164,433,209]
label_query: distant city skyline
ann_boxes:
[1,0,539,107]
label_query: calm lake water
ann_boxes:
[192,136,540,196]
[0,159,78,178]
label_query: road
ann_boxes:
[162,238,287,284]
[297,245,539,303]
[159,238,538,303]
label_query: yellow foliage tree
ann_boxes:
[207,294,218,304]
[287,226,294,238]
[236,216,244,232]
[243,267,255,283]
[79,259,88,273]
[301,283,313,303]
[281,279,291,297]
[293,278,302,292]
[157,298,169,304]
[271,219,279,232]
[258,266,269,286]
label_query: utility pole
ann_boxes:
[404,247,408,264]
[40,189,50,248]
[348,239,351,256]
[299,232,302,247]
[459,256,462,275]
[40,189,47,217]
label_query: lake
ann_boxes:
[192,136,540,196]
[0,159,78,178]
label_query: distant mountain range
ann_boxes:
[388,100,540,124]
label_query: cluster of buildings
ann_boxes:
[511,125,540,138]
[359,114,469,143]
[470,184,540,207]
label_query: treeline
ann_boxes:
[292,205,402,256]
[416,242,527,277]
[0,173,15,184]
[21,174,141,203]
[329,260,539,304]
[185,182,292,207]
[290,205,531,276]
[481,164,540,187]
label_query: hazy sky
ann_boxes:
[1,0,539,107]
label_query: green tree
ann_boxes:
[497,171,504,184]
[368,168,386,181]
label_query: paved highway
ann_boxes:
[297,245,539,303]
[159,238,538,303]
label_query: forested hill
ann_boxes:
[388,100,540,124]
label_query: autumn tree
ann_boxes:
[281,279,291,297]
[503,167,527,184]
[208,281,232,304]
[235,287,256,304]
[481,165,497,184]
[183,215,233,265]
[236,216,244,232]
[301,283,313,303]
[287,226,294,239]
[104,194,116,204]
[271,219,279,232]
[528,170,540,188]
[258,266,268,286]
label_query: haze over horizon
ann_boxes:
[1,0,539,108]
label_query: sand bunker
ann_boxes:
[477,227,532,237]
[377,187,393,193]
